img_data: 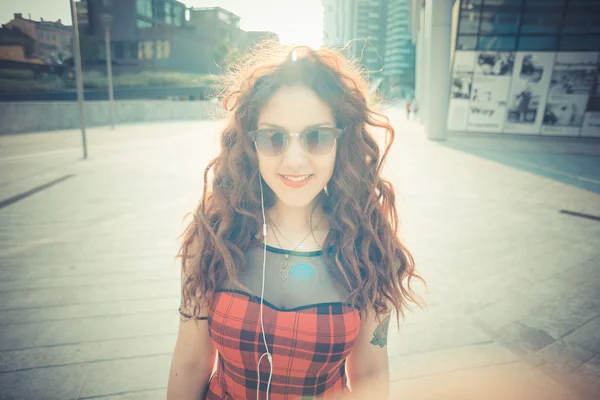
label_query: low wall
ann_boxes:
[0,100,222,134]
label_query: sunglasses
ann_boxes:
[248,127,344,158]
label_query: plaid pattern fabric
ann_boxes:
[204,289,361,400]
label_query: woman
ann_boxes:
[167,43,426,400]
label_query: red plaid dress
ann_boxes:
[204,289,361,400]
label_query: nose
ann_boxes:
[283,134,309,166]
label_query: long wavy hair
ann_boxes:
[177,42,426,326]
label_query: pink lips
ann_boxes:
[279,174,314,188]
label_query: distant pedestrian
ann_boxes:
[411,99,419,119]
[406,100,411,119]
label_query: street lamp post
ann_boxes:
[69,0,88,159]
[101,13,116,129]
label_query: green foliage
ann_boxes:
[213,39,241,70]
[0,71,217,93]
[80,71,217,89]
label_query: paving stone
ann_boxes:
[0,296,179,325]
[524,288,600,341]
[573,355,600,385]
[0,311,179,351]
[538,317,600,376]
[387,318,491,357]
[389,361,579,400]
[0,334,176,373]
[0,279,180,311]
[388,342,519,381]
[497,322,557,354]
[80,388,167,400]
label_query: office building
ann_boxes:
[383,0,415,98]
[78,0,211,73]
[323,0,388,78]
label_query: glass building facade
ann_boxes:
[447,0,600,137]
[456,0,600,52]
[383,0,415,98]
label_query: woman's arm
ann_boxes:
[167,315,217,399]
[345,309,391,399]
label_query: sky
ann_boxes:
[0,0,324,48]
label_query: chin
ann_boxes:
[269,177,324,208]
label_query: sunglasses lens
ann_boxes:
[256,130,287,157]
[304,129,336,155]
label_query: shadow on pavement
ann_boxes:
[439,141,600,195]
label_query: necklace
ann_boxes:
[266,215,316,281]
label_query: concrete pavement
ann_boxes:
[0,112,598,399]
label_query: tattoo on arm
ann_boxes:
[369,315,391,348]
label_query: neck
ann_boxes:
[266,200,328,246]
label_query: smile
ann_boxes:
[279,174,314,188]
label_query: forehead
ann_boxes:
[257,85,335,131]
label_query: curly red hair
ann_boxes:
[177,41,426,326]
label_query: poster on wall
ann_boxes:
[467,52,514,132]
[504,52,556,134]
[447,51,476,131]
[542,52,599,136]
[581,56,600,137]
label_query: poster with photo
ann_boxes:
[467,52,514,132]
[543,52,599,136]
[447,51,476,131]
[581,59,600,137]
[504,52,556,134]
[474,51,514,77]
[547,52,598,96]
[581,97,600,137]
[541,96,589,136]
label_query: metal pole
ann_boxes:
[103,20,116,129]
[69,0,88,159]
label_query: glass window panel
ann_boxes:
[457,35,477,50]
[136,18,152,28]
[477,35,517,50]
[459,10,481,33]
[563,7,600,33]
[524,0,565,6]
[480,7,521,34]
[483,0,523,5]
[173,5,183,27]
[136,0,152,18]
[568,0,600,5]
[520,12,562,34]
[517,35,557,50]
[165,3,173,24]
[559,35,600,51]
[461,0,483,9]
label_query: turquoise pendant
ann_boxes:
[290,263,314,280]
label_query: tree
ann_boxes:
[213,38,241,70]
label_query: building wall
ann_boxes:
[0,45,33,63]
[86,0,137,41]
[36,24,72,60]
[6,14,72,61]
[447,0,600,138]
[5,16,36,39]
[188,7,241,45]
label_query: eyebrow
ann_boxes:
[258,122,334,130]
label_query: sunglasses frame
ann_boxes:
[248,127,345,158]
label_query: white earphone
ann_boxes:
[257,173,273,400]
